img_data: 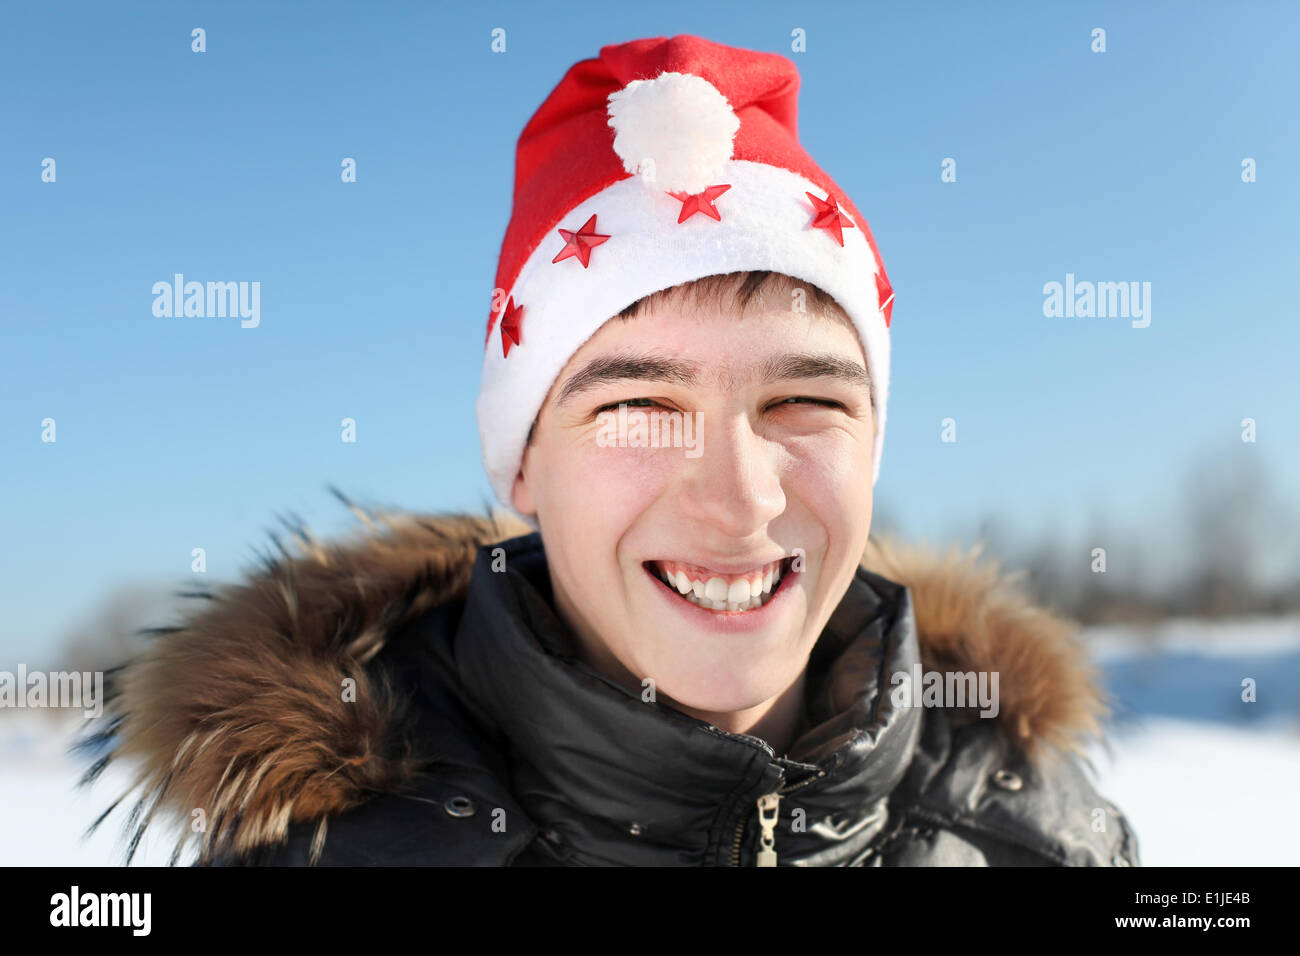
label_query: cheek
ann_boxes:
[535,439,678,549]
[779,431,873,517]
[780,434,873,621]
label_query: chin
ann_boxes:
[665,685,784,719]
[640,643,799,717]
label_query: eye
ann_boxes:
[769,396,846,411]
[594,397,664,414]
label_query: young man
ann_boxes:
[84,35,1139,866]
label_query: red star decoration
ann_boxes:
[805,191,855,246]
[500,296,524,357]
[552,214,610,268]
[875,272,894,328]
[667,184,731,223]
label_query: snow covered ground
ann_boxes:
[3,614,1298,866]
[0,711,186,866]
[1084,716,1300,865]
[1082,614,1300,865]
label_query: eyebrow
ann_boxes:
[557,354,699,406]
[756,353,872,392]
[555,351,871,406]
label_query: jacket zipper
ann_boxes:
[755,793,781,865]
[729,768,825,866]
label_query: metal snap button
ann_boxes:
[443,795,477,818]
[628,822,644,836]
[991,769,1023,791]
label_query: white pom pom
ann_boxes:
[606,71,740,195]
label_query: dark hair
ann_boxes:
[524,270,851,445]
[614,269,847,322]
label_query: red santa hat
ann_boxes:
[478,34,894,518]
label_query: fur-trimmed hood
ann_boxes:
[78,507,1109,864]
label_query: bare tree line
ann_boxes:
[873,448,1298,626]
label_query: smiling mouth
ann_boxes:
[644,557,794,613]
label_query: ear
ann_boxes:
[511,412,545,518]
[511,458,537,518]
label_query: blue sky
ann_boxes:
[2,0,1297,666]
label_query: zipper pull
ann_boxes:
[755,792,781,866]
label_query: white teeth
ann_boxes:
[653,559,788,612]
[727,578,751,606]
[675,584,769,613]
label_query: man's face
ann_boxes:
[512,291,875,717]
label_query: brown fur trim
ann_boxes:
[862,535,1106,763]
[80,506,1105,862]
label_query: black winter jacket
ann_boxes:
[82,511,1140,867]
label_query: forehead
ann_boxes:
[577,293,864,367]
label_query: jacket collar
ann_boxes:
[453,532,922,865]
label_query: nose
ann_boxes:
[675,411,786,539]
